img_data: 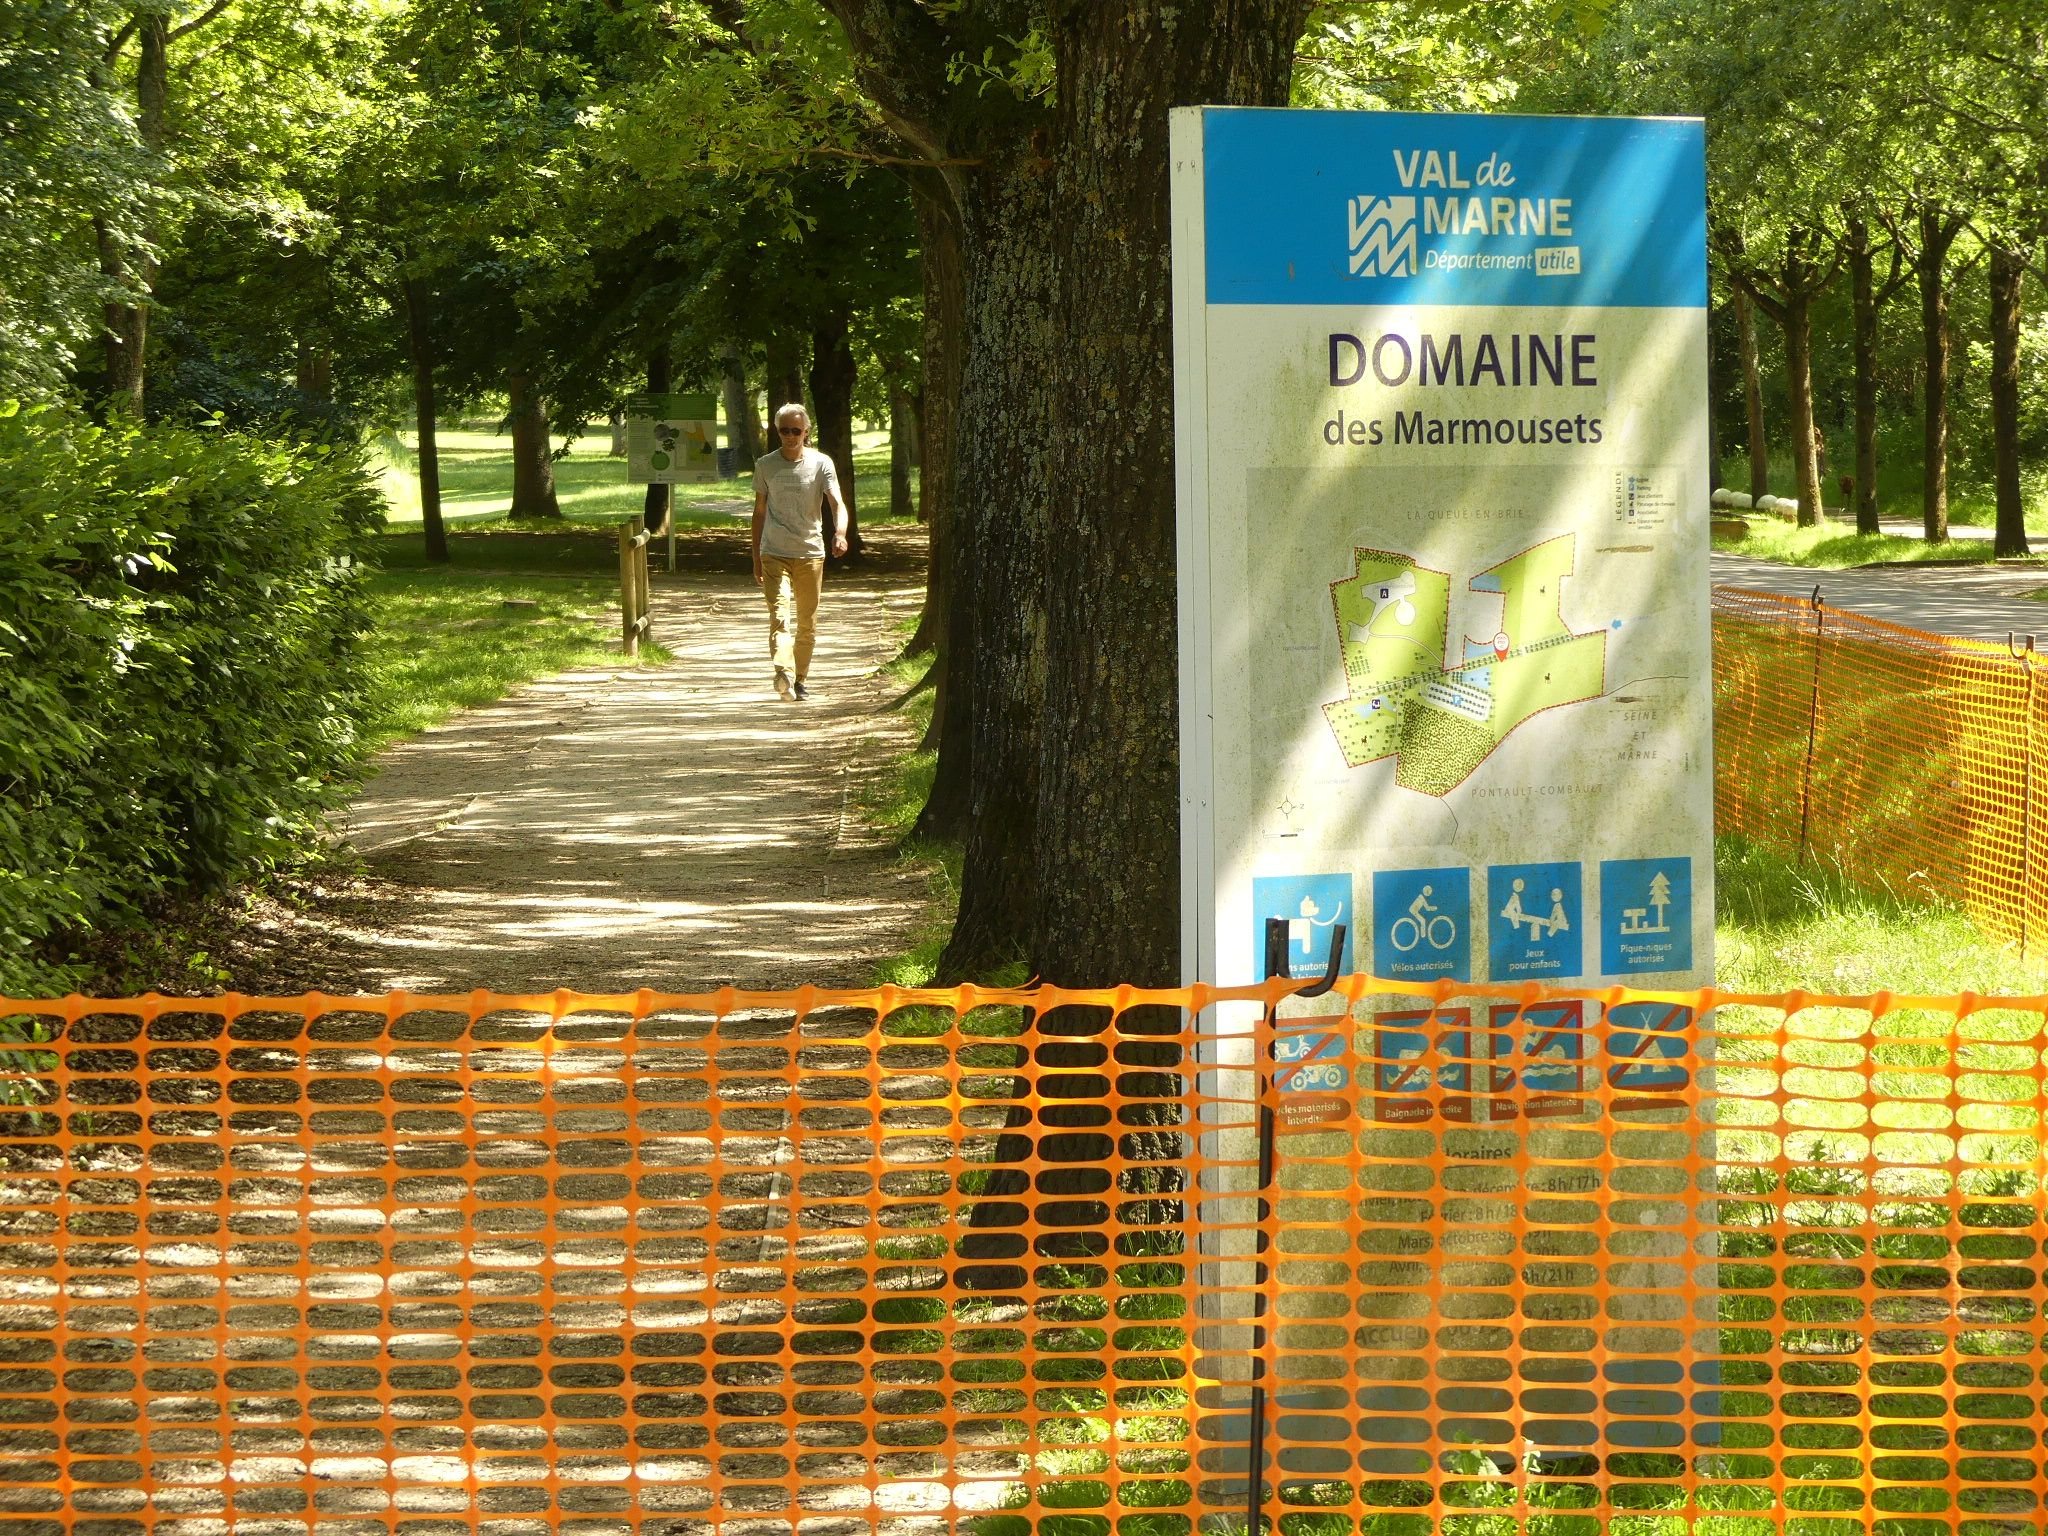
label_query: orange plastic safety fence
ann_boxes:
[1712,586,2048,954]
[2,982,2048,1536]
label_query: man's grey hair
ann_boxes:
[773,402,809,430]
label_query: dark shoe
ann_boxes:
[792,679,810,701]
[774,667,792,699]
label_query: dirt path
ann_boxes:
[255,524,934,995]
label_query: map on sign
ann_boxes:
[1322,534,1608,796]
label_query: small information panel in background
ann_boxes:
[626,392,718,484]
[1170,107,1714,1012]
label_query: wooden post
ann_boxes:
[634,532,651,648]
[619,523,639,660]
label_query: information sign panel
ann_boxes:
[1170,108,1713,997]
[626,392,718,483]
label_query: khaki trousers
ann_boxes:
[760,555,824,680]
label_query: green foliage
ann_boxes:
[0,0,148,397]
[0,402,380,995]
[359,564,661,753]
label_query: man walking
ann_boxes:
[751,402,848,700]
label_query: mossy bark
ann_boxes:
[1988,245,2031,560]
[1914,207,1965,544]
[826,0,1307,988]
[910,181,973,841]
[506,369,560,520]
[933,152,1053,983]
[808,312,862,560]
[1735,290,1769,501]
[1033,0,1306,989]
[401,277,447,564]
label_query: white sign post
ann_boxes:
[1171,108,1713,1026]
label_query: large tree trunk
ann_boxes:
[95,212,150,417]
[888,384,915,519]
[1736,288,1769,501]
[721,349,757,474]
[1846,219,1883,535]
[823,0,1304,988]
[97,11,171,416]
[808,312,862,561]
[643,346,673,535]
[910,181,972,844]
[766,339,805,417]
[1782,289,1824,528]
[506,369,561,519]
[901,380,941,659]
[932,157,1055,982]
[901,373,940,660]
[295,338,333,402]
[402,278,448,565]
[1917,208,1958,543]
[1989,245,2031,560]
[1031,1,1307,989]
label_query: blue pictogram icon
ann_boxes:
[1600,857,1693,974]
[1372,867,1470,981]
[1487,862,1583,981]
[1251,873,1354,980]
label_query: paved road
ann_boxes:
[1713,552,2048,646]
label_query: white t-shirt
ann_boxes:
[754,447,842,560]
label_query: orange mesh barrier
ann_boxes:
[1713,586,2048,952]
[3,982,2048,1535]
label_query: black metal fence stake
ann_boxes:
[1798,586,1825,864]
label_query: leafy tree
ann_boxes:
[1891,0,2047,556]
[0,0,146,399]
[1839,210,1912,533]
[818,0,1310,989]
[91,0,324,415]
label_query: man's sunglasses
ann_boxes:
[777,426,805,436]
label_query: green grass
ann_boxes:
[869,640,939,838]
[371,521,638,577]
[1733,448,2045,534]
[856,628,1031,1006]
[1713,833,2047,996]
[860,629,965,993]
[1710,519,2019,568]
[371,424,920,530]
[359,568,666,752]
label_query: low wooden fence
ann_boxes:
[619,522,652,658]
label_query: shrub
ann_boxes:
[0,401,381,995]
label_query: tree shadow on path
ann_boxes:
[265,524,934,996]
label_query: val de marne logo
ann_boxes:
[1348,195,1417,277]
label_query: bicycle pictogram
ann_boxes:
[1373,867,1471,981]
[1389,884,1457,952]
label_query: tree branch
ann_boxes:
[806,143,981,168]
[167,0,233,42]
[1875,241,1910,307]
[103,14,138,62]
[1721,264,1788,324]
[1874,203,1913,261]
[815,0,958,158]
[1906,90,2025,139]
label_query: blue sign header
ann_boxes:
[1202,108,1705,309]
